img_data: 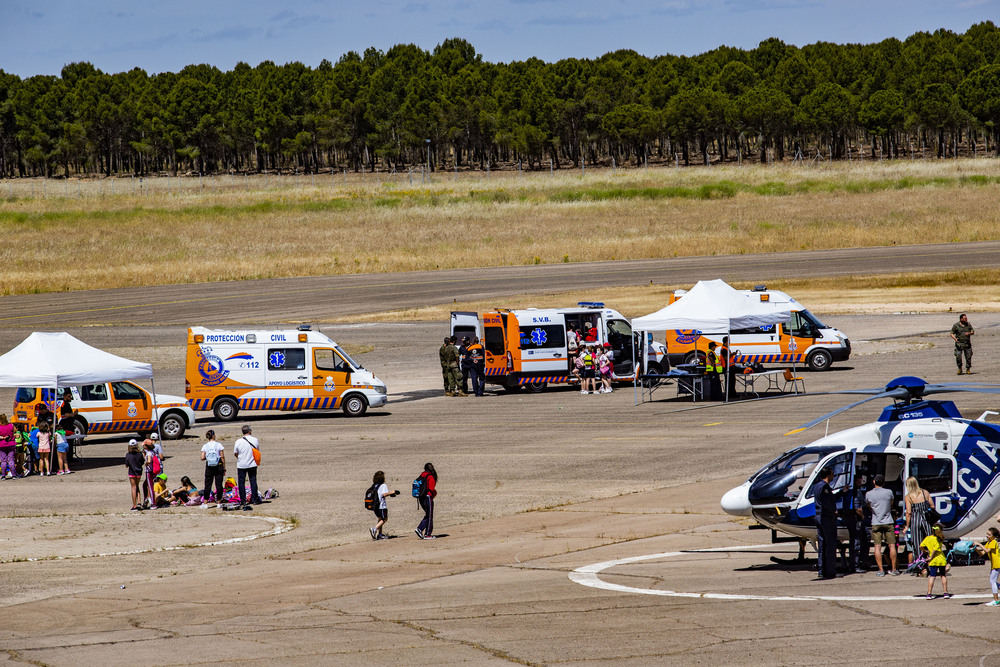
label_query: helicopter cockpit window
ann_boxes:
[747,445,844,505]
[908,457,954,494]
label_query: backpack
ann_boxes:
[205,446,221,467]
[150,454,162,476]
[364,483,379,510]
[412,475,427,498]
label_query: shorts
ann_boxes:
[928,565,947,577]
[57,443,69,453]
[871,524,895,545]
[583,369,596,379]
[373,507,387,521]
[128,473,141,479]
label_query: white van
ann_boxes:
[451,302,669,390]
[664,285,851,371]
[185,326,387,419]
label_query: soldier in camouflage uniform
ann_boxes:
[439,337,453,395]
[951,313,974,375]
[444,336,464,396]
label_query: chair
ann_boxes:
[782,368,805,394]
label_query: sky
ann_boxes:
[1,0,997,78]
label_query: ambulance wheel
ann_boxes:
[646,362,663,375]
[159,412,186,440]
[683,351,706,366]
[70,417,88,439]
[342,394,368,417]
[213,398,239,421]
[502,379,522,393]
[526,380,547,392]
[806,349,832,372]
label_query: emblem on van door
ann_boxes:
[196,347,230,387]
[324,376,335,392]
[127,401,138,417]
[676,330,701,344]
[269,351,286,368]
[530,328,547,346]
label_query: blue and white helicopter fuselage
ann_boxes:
[722,387,1000,542]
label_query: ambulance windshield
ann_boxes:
[334,345,361,370]
[799,310,826,329]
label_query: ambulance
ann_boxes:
[185,326,387,420]
[12,383,195,439]
[450,303,669,391]
[663,285,851,371]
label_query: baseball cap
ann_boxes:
[603,342,611,347]
[128,438,137,447]
[156,473,167,481]
[150,433,159,440]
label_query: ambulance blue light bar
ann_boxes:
[577,302,605,309]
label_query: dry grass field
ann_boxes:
[2,159,999,296]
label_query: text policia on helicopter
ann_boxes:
[450,303,669,392]
[664,284,851,372]
[721,376,1000,568]
[185,326,388,421]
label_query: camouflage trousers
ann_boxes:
[955,346,972,369]
[444,365,462,392]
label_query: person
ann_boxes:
[950,313,974,374]
[370,470,400,540]
[414,462,438,539]
[152,473,173,507]
[975,527,1000,606]
[840,475,865,573]
[57,389,75,433]
[438,336,451,395]
[172,476,200,505]
[150,432,163,467]
[234,425,261,508]
[125,439,145,511]
[904,476,933,565]
[467,337,485,397]
[580,346,597,394]
[36,421,52,476]
[459,336,472,395]
[201,429,226,504]
[572,346,585,384]
[142,440,161,507]
[567,328,579,365]
[583,322,598,343]
[920,523,951,599]
[26,424,39,476]
[446,336,464,396]
[706,342,723,401]
[811,467,838,579]
[866,474,900,576]
[598,345,613,393]
[14,424,29,477]
[54,428,72,474]
[0,414,16,479]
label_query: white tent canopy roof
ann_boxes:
[632,279,792,332]
[0,332,153,387]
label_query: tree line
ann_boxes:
[2,23,1000,178]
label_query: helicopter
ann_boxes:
[721,376,1000,542]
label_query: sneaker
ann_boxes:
[370,527,377,540]
[926,594,934,599]
[986,600,1000,606]
[889,570,901,576]
[875,571,886,577]
[377,534,389,540]
[414,528,424,539]
[130,506,140,511]
[423,535,437,539]
[580,390,588,394]
[943,592,953,599]
[242,504,253,511]
[4,473,11,479]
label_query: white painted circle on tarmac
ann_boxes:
[569,544,992,601]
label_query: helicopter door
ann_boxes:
[906,455,956,499]
[804,451,855,501]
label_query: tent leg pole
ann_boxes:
[150,376,162,442]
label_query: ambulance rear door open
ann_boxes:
[483,313,508,379]
[450,312,481,340]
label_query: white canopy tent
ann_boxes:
[631,279,793,403]
[0,333,158,462]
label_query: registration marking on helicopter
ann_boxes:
[570,545,993,602]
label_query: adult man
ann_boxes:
[866,474,901,576]
[439,337,452,395]
[444,336,463,396]
[233,425,260,508]
[951,313,974,374]
[841,475,867,574]
[467,337,486,397]
[811,467,838,579]
[459,336,472,395]
[706,341,723,401]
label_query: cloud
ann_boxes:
[402,2,430,13]
[525,12,636,27]
[651,1,698,16]
[474,19,511,30]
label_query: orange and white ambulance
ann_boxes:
[664,285,851,371]
[12,383,194,439]
[185,326,387,420]
[451,303,669,391]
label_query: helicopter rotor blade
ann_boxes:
[784,388,911,436]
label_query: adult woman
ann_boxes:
[414,463,438,540]
[904,476,933,564]
[0,414,16,479]
[125,440,145,510]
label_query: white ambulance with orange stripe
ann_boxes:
[185,326,387,420]
[663,285,850,371]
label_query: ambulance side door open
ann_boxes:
[606,319,635,377]
[313,348,352,406]
[111,381,151,423]
[265,347,310,399]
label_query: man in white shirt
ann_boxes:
[233,425,260,508]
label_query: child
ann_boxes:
[173,476,201,505]
[369,470,399,540]
[976,527,1000,606]
[920,523,951,599]
[152,473,173,507]
[54,428,72,475]
[36,421,51,476]
[125,440,145,511]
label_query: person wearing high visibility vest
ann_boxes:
[706,341,723,401]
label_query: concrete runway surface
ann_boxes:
[2,249,1000,664]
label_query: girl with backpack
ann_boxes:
[142,440,161,508]
[125,440,145,511]
[414,463,438,539]
[200,430,225,504]
[369,470,400,540]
